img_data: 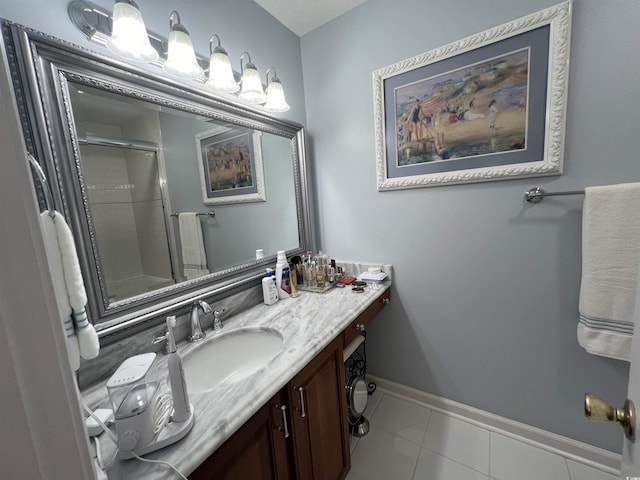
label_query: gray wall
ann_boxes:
[301,0,638,453]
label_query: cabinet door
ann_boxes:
[189,390,293,480]
[288,336,350,480]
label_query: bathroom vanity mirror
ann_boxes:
[3,22,312,334]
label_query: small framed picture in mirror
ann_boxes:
[196,127,266,205]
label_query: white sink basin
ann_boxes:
[182,327,283,393]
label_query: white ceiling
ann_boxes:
[253,0,369,37]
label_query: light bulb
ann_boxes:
[106,0,158,63]
[264,77,290,112]
[239,63,267,104]
[205,47,239,93]
[163,12,203,79]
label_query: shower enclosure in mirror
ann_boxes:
[79,141,175,301]
[3,21,313,335]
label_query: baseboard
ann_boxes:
[368,375,621,475]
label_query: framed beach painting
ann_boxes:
[373,2,572,190]
[196,126,265,205]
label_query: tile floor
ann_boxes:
[346,389,619,480]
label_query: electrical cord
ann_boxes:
[153,393,174,434]
[82,403,118,471]
[128,450,188,480]
[83,403,117,443]
[82,401,188,480]
[93,435,118,471]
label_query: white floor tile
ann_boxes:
[369,394,431,445]
[350,425,421,480]
[364,386,384,418]
[422,411,490,474]
[566,460,620,480]
[491,433,570,480]
[345,470,366,480]
[413,448,489,480]
[350,433,360,453]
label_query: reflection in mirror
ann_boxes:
[2,21,312,333]
[67,82,300,304]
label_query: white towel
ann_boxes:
[178,213,209,280]
[577,183,640,361]
[40,211,100,371]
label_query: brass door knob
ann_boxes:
[584,393,635,441]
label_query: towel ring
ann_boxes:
[27,152,55,219]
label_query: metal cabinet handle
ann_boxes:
[355,323,365,332]
[382,297,390,305]
[279,405,290,438]
[295,386,307,418]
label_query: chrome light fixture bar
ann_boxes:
[68,1,290,112]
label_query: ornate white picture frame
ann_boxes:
[373,2,572,191]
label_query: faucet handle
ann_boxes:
[153,332,169,344]
[212,307,227,332]
[152,332,170,353]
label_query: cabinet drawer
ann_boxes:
[343,289,390,348]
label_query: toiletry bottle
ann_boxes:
[165,315,190,423]
[308,260,317,287]
[275,250,292,298]
[262,269,279,305]
[316,263,326,288]
[290,264,299,298]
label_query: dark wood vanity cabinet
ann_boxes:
[190,290,390,480]
[189,389,294,480]
[189,338,349,480]
[287,336,350,480]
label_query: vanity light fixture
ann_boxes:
[68,1,291,113]
[204,34,239,93]
[105,0,158,63]
[163,11,204,79]
[239,52,267,104]
[263,67,290,113]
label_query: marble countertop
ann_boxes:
[98,278,391,479]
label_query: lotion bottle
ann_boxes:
[262,269,279,305]
[275,250,292,298]
[166,315,191,423]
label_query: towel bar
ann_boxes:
[525,186,585,204]
[170,211,215,218]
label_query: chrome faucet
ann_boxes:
[213,307,227,332]
[188,300,212,342]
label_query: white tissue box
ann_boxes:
[357,271,388,282]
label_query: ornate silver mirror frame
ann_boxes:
[2,21,314,338]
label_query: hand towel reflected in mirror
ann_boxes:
[178,212,210,280]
